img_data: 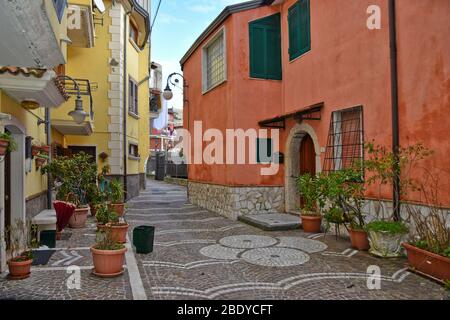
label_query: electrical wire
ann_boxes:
[150,0,163,35]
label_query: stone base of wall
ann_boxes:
[188,181,284,220]
[165,177,188,187]
[26,192,48,220]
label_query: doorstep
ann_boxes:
[238,213,301,231]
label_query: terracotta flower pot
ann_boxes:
[31,146,40,157]
[90,204,97,217]
[8,259,33,280]
[107,223,129,244]
[97,223,107,232]
[403,243,450,283]
[35,157,46,168]
[349,228,370,251]
[40,145,51,153]
[301,215,322,233]
[0,139,9,156]
[91,246,127,278]
[68,207,90,229]
[108,203,125,217]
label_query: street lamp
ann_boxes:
[56,75,87,124]
[163,72,185,101]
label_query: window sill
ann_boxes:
[249,77,282,82]
[128,155,141,161]
[128,111,140,120]
[202,79,227,95]
[129,38,142,52]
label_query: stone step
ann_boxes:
[238,213,301,231]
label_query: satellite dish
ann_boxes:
[93,0,105,13]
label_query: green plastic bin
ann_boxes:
[133,226,155,254]
[40,230,56,248]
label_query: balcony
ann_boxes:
[0,67,69,108]
[67,4,95,48]
[51,78,96,136]
[0,0,68,68]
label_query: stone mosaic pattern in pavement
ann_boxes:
[0,179,449,300]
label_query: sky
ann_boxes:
[150,0,243,110]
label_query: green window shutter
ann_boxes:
[257,138,273,164]
[288,0,311,61]
[249,13,282,80]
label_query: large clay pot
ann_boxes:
[68,207,90,229]
[107,223,129,244]
[403,243,450,282]
[8,259,32,280]
[0,139,10,156]
[301,215,322,233]
[368,230,405,258]
[108,203,125,217]
[349,228,370,251]
[91,246,127,278]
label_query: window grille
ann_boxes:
[204,32,225,91]
[323,106,364,172]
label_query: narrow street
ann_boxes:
[0,179,447,300]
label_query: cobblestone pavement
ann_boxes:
[0,179,448,300]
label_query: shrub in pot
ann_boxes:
[106,212,129,244]
[108,179,125,217]
[366,220,408,257]
[91,229,127,278]
[0,132,17,156]
[402,175,450,283]
[6,220,37,280]
[296,173,323,233]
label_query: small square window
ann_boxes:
[129,143,139,158]
[202,28,226,93]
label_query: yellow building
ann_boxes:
[0,0,151,271]
[51,0,151,199]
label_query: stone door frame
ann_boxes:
[284,123,322,214]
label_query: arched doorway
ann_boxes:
[285,123,321,214]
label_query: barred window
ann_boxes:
[323,106,364,172]
[203,29,226,92]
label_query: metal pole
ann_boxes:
[45,108,52,209]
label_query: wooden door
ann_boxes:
[299,134,316,208]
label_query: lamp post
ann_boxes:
[56,75,87,124]
[163,72,189,198]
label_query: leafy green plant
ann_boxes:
[42,152,97,207]
[94,229,125,251]
[109,179,124,204]
[296,173,322,215]
[366,220,409,235]
[0,132,17,153]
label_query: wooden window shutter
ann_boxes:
[249,13,282,80]
[288,0,311,61]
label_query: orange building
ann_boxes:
[180,0,450,219]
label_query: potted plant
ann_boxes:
[0,132,17,156]
[402,172,450,283]
[91,228,127,278]
[35,152,48,168]
[108,179,125,217]
[365,220,409,257]
[363,142,433,257]
[106,213,129,244]
[6,220,36,280]
[296,173,323,233]
[31,142,41,157]
[95,204,111,231]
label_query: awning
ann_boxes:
[258,102,324,129]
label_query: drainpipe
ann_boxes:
[389,0,401,221]
[45,108,52,209]
[123,10,131,201]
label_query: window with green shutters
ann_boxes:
[257,138,273,164]
[288,0,311,61]
[249,13,282,80]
